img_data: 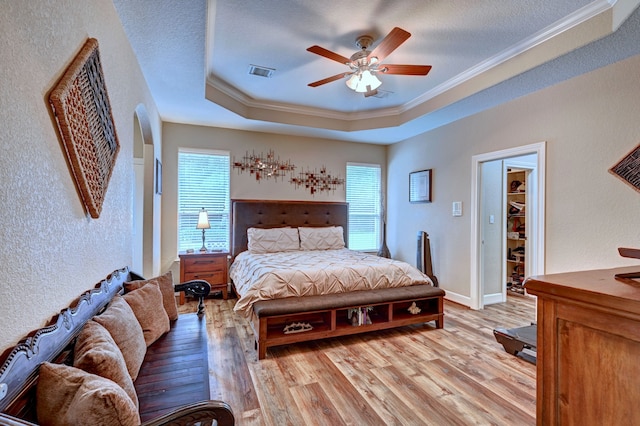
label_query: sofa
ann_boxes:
[0,267,234,426]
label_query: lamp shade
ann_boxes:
[345,70,381,93]
[196,208,211,229]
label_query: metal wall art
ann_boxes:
[290,167,345,195]
[232,149,295,182]
[49,38,120,218]
[233,149,344,195]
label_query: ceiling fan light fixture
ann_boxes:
[307,27,431,94]
[345,70,381,93]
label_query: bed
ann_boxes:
[229,199,445,359]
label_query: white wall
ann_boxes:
[0,1,160,349]
[160,123,387,273]
[388,53,640,300]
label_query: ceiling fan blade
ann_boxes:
[368,27,411,63]
[307,45,351,65]
[308,72,350,87]
[379,64,432,76]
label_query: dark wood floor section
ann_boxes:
[178,294,536,425]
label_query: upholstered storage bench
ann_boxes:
[0,267,234,426]
[252,284,445,359]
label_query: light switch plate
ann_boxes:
[452,201,462,216]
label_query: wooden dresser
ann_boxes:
[179,251,229,304]
[524,266,640,425]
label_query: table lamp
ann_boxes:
[196,207,211,252]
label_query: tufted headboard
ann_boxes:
[230,199,348,259]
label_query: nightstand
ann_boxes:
[178,251,229,304]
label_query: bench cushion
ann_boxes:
[125,271,179,320]
[73,321,138,408]
[253,284,445,317]
[93,295,146,380]
[123,283,170,347]
[36,362,140,426]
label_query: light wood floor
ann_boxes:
[179,294,536,426]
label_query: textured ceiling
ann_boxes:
[113,0,640,144]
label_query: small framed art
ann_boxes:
[409,169,432,203]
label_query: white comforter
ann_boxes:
[230,248,433,317]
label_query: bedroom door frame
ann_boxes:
[470,141,546,310]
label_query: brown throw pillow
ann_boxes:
[123,282,170,347]
[36,362,140,426]
[73,320,138,408]
[93,295,146,380]
[125,271,178,320]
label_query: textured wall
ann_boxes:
[389,53,640,300]
[0,1,160,348]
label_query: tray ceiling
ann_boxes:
[114,0,640,144]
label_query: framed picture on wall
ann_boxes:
[409,169,432,203]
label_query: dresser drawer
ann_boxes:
[184,270,225,285]
[182,255,225,272]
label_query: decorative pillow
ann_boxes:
[247,226,300,253]
[299,226,345,250]
[93,295,146,380]
[125,271,178,320]
[123,282,170,347]
[36,362,140,426]
[73,320,138,408]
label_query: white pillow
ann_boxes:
[299,226,345,250]
[247,227,300,253]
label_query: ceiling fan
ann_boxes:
[307,27,432,97]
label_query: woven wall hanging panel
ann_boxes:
[49,38,120,218]
[610,143,640,194]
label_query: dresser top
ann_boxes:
[525,265,640,313]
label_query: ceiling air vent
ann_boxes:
[248,64,275,78]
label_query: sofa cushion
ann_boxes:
[123,282,170,347]
[93,295,146,380]
[125,271,178,320]
[36,362,140,426]
[73,320,138,408]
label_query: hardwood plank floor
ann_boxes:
[178,294,536,425]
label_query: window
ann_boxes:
[177,150,230,253]
[346,163,382,251]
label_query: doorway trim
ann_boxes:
[470,141,546,309]
[133,104,157,277]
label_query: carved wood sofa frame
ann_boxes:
[0,267,234,426]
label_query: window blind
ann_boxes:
[177,150,230,253]
[346,163,381,251]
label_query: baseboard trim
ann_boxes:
[444,290,472,308]
[483,292,505,305]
